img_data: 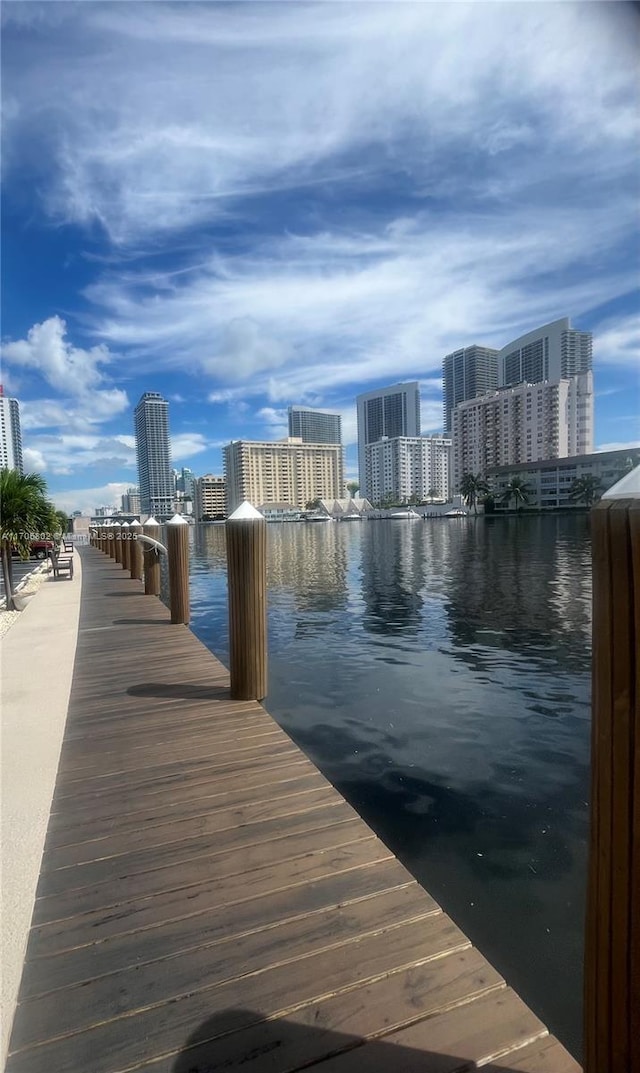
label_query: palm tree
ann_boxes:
[427,487,440,503]
[568,474,603,508]
[459,473,488,516]
[0,469,53,610]
[501,476,532,512]
[346,481,360,498]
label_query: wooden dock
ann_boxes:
[6,548,581,1073]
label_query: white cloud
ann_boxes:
[21,433,137,473]
[594,313,640,369]
[2,317,128,428]
[51,482,132,516]
[171,432,209,462]
[596,441,640,454]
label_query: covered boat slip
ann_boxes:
[5,547,580,1073]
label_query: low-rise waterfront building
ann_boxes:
[224,437,344,513]
[487,448,640,509]
[194,474,226,520]
[365,435,451,506]
[452,372,593,490]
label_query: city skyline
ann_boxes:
[1,4,638,514]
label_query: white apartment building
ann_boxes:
[194,475,226,520]
[499,317,592,388]
[0,387,23,473]
[366,436,451,505]
[356,382,421,498]
[224,438,344,513]
[452,372,593,489]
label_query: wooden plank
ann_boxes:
[49,753,313,816]
[31,815,367,926]
[44,784,345,868]
[35,800,354,902]
[7,915,470,1073]
[311,987,547,1072]
[28,835,397,957]
[45,768,327,844]
[124,948,505,1073]
[12,885,437,1048]
[22,855,417,996]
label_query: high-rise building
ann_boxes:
[194,475,226,520]
[451,372,594,490]
[287,406,342,445]
[121,487,141,515]
[499,318,592,388]
[134,392,173,518]
[175,467,196,498]
[224,438,344,513]
[0,385,23,473]
[442,346,499,433]
[365,436,451,505]
[356,382,421,498]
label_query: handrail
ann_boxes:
[135,534,167,555]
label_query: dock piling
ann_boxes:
[226,501,267,701]
[142,517,161,596]
[130,520,143,580]
[166,514,190,624]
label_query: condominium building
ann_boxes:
[134,392,174,518]
[356,382,421,498]
[194,475,227,520]
[366,436,451,505]
[487,449,639,510]
[0,385,23,473]
[499,318,592,388]
[451,372,594,489]
[120,487,141,515]
[288,406,342,445]
[442,346,499,433]
[224,438,344,513]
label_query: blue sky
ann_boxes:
[1,1,639,514]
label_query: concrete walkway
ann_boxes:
[0,554,82,1069]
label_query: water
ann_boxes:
[184,515,591,1060]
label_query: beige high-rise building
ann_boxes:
[452,372,593,489]
[194,475,226,520]
[224,438,344,513]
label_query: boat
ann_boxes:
[389,508,421,520]
[304,512,333,522]
[338,512,362,521]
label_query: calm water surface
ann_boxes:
[183,515,591,1059]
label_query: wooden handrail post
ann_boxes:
[107,524,117,559]
[130,520,143,580]
[114,522,123,565]
[121,521,131,572]
[166,514,190,624]
[584,495,639,1073]
[143,517,161,596]
[226,501,267,701]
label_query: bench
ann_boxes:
[49,548,74,580]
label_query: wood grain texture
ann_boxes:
[5,547,580,1073]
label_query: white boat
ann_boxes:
[304,512,333,522]
[339,513,362,521]
[389,509,421,520]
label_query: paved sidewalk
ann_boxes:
[0,554,82,1069]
